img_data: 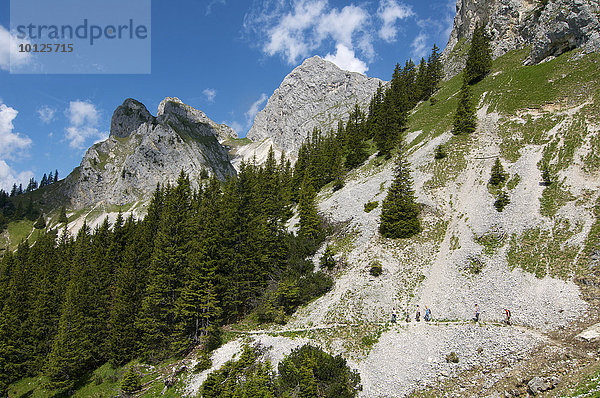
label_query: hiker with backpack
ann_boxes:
[473,304,480,322]
[424,306,431,322]
[504,308,511,325]
[415,305,421,322]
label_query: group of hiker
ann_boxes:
[390,304,512,325]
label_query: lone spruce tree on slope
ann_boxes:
[453,82,477,135]
[465,23,493,85]
[298,175,321,240]
[379,152,421,239]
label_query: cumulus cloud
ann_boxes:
[317,5,369,48]
[325,43,368,74]
[0,100,33,191]
[377,0,414,42]
[411,32,428,59]
[37,105,56,124]
[0,160,34,192]
[0,102,32,159]
[245,0,372,69]
[245,93,268,127]
[0,25,32,71]
[65,100,107,149]
[203,88,217,102]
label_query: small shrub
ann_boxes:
[194,351,212,373]
[277,344,361,397]
[363,201,379,213]
[429,97,438,106]
[465,255,484,275]
[34,215,46,229]
[446,352,459,363]
[369,261,383,277]
[434,145,447,160]
[121,366,142,395]
[319,244,336,270]
[332,179,344,192]
[494,191,510,212]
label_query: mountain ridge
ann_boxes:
[442,0,600,78]
[62,97,236,209]
[247,55,383,155]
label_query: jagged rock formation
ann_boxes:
[442,0,600,78]
[64,97,236,209]
[247,56,383,155]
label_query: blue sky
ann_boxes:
[0,0,455,191]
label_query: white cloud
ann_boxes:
[0,102,32,159]
[245,93,268,127]
[317,5,369,48]
[377,0,414,42]
[0,160,33,192]
[263,0,327,63]
[37,105,56,124]
[0,25,32,71]
[0,100,33,191]
[65,100,107,149]
[324,43,368,74]
[203,88,217,102]
[411,32,428,59]
[247,0,371,69]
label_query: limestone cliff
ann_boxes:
[64,97,236,209]
[442,0,600,78]
[246,56,383,155]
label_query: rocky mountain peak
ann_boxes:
[158,96,238,142]
[110,98,155,138]
[246,56,383,155]
[65,97,236,209]
[442,0,600,78]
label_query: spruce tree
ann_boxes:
[453,82,477,135]
[425,44,444,98]
[58,206,68,224]
[379,153,421,239]
[34,214,46,229]
[137,172,191,360]
[344,105,368,169]
[489,158,507,186]
[45,223,97,392]
[415,58,428,102]
[298,176,321,240]
[465,23,492,85]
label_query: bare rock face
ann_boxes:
[64,97,236,209]
[157,97,238,143]
[246,56,383,155]
[110,98,155,139]
[442,0,600,78]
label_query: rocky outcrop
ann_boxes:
[157,97,238,143]
[110,98,155,139]
[64,97,236,209]
[442,0,600,78]
[246,56,383,155]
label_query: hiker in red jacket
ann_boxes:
[504,308,511,325]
